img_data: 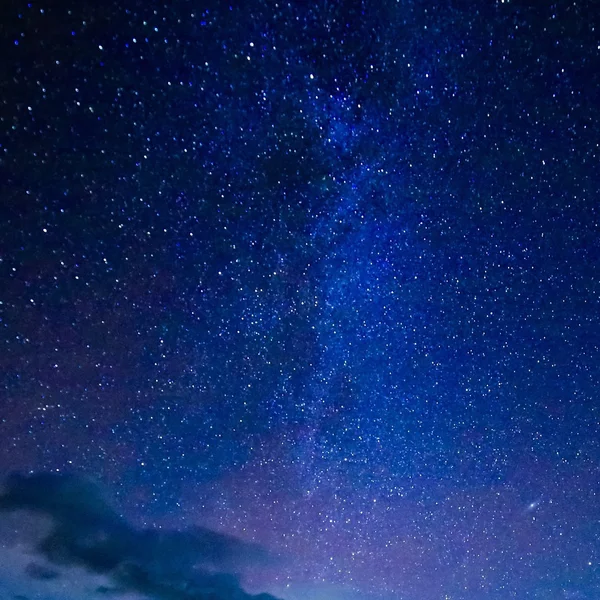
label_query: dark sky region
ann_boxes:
[0,0,599,599]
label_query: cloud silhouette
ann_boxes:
[0,472,281,600]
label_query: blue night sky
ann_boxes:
[1,1,599,600]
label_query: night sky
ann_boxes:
[1,1,599,599]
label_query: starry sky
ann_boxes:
[1,0,599,599]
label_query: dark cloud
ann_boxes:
[0,472,281,600]
[95,586,125,595]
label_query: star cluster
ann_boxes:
[1,1,599,599]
